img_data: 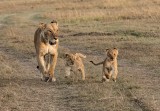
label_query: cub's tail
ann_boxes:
[75,53,86,59]
[90,61,103,66]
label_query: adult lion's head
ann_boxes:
[39,20,59,45]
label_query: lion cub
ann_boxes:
[90,48,118,82]
[64,53,86,81]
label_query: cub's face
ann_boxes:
[106,48,118,60]
[65,54,75,66]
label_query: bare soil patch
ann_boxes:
[0,0,160,111]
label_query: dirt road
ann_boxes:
[0,0,160,111]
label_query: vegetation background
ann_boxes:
[0,0,160,111]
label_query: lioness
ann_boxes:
[90,48,118,82]
[34,20,59,82]
[64,53,86,81]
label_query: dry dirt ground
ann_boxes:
[0,0,160,111]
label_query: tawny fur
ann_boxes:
[90,48,118,82]
[64,53,86,81]
[34,20,59,82]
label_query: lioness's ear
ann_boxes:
[39,23,46,29]
[51,20,58,26]
[51,20,57,24]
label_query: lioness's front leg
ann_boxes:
[37,54,48,81]
[48,53,58,82]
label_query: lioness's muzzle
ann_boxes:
[49,41,56,45]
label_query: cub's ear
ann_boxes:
[106,49,109,51]
[65,53,70,58]
[39,23,46,29]
[65,53,68,57]
[113,48,118,51]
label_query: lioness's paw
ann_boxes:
[43,77,49,82]
[112,78,116,82]
[52,77,56,82]
[65,75,69,78]
[41,76,46,81]
[106,79,110,82]
[46,77,56,82]
[102,76,106,82]
[47,78,52,82]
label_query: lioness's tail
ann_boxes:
[75,53,86,59]
[90,61,103,66]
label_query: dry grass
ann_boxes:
[32,0,160,24]
[0,0,160,111]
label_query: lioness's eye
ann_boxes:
[48,31,52,35]
[44,32,48,36]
